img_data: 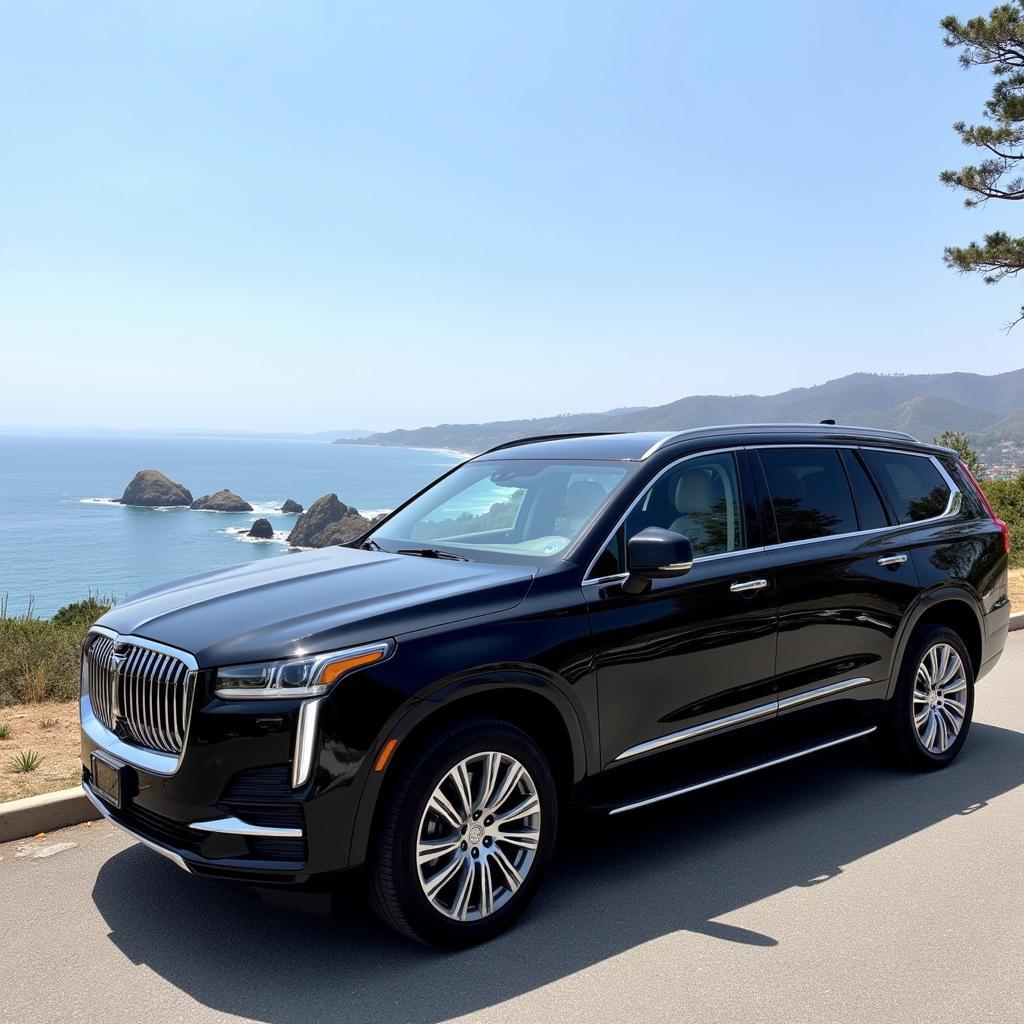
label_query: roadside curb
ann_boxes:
[1011,612,1024,633]
[0,786,99,844]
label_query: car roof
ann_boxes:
[473,424,923,462]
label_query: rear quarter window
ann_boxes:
[861,450,956,524]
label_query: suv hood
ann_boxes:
[97,547,536,667]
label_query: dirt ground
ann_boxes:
[1009,567,1023,612]
[0,701,81,802]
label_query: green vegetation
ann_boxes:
[0,596,110,708]
[941,4,1024,327]
[38,717,59,730]
[934,430,985,477]
[6,750,43,774]
[0,724,11,740]
[982,474,1024,567]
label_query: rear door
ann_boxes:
[584,448,779,767]
[754,445,920,739]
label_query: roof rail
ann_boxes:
[477,431,621,457]
[641,422,918,459]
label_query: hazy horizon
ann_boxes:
[3,2,1021,433]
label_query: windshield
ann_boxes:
[369,459,631,563]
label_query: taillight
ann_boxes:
[960,460,1011,554]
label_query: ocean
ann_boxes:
[0,433,460,618]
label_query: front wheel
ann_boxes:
[369,718,558,947]
[881,625,975,770]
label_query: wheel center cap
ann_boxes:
[468,823,484,845]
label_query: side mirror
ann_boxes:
[623,527,694,595]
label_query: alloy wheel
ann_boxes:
[912,642,968,754]
[416,751,541,922]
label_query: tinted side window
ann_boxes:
[861,450,954,524]
[624,452,746,559]
[841,449,890,531]
[758,447,858,543]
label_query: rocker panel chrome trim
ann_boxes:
[778,676,873,711]
[608,727,878,815]
[613,700,777,762]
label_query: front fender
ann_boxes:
[343,668,591,869]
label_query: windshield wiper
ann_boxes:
[396,547,470,562]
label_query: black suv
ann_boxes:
[80,424,1012,946]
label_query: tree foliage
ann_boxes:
[933,429,986,476]
[941,3,1024,326]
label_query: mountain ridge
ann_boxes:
[334,369,1024,476]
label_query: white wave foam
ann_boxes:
[222,527,292,545]
[80,497,121,506]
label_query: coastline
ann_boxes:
[338,442,474,460]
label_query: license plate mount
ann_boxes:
[90,751,125,810]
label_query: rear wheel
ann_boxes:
[881,625,975,770]
[369,718,558,947]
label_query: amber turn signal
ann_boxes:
[374,737,399,772]
[320,647,388,686]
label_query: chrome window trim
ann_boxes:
[608,727,878,815]
[81,626,198,777]
[583,443,964,584]
[582,447,749,583]
[858,446,962,523]
[82,782,192,873]
[613,699,777,762]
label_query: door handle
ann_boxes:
[876,554,908,567]
[730,578,768,594]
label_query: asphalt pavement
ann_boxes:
[3,633,1022,1024]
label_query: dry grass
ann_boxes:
[1009,567,1024,614]
[0,701,81,802]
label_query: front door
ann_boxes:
[583,449,779,768]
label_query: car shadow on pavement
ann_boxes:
[92,723,1024,1024]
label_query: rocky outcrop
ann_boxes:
[280,499,303,514]
[190,489,253,512]
[118,470,193,507]
[286,493,373,548]
[247,518,274,539]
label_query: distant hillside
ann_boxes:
[335,369,1024,474]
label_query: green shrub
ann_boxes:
[981,475,1024,569]
[7,750,43,773]
[50,597,110,630]
[0,596,110,707]
[0,723,10,739]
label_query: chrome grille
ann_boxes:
[84,632,195,756]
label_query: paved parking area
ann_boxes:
[2,633,1022,1024]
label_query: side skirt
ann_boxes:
[607,727,877,816]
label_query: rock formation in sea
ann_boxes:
[118,470,193,507]
[190,489,254,512]
[247,518,274,539]
[286,493,373,547]
[280,499,303,514]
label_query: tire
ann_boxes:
[880,625,975,771]
[368,717,558,948]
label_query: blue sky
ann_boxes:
[0,1,1015,432]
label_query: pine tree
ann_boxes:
[941,4,1024,326]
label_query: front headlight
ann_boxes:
[214,641,393,699]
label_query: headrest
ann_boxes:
[566,479,606,518]
[674,470,715,515]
